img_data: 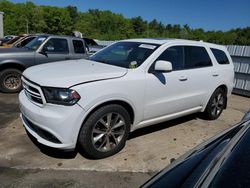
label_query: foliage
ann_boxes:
[1,0,250,45]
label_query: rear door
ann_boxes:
[71,39,88,59]
[182,45,215,107]
[35,38,71,65]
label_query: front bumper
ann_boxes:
[19,90,86,149]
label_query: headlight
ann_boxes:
[42,87,81,106]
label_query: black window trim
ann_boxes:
[210,48,230,65]
[184,45,213,70]
[149,45,213,73]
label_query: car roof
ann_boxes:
[122,38,226,50]
[35,34,83,40]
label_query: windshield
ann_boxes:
[89,42,159,69]
[24,36,48,50]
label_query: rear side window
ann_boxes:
[73,40,85,54]
[184,46,212,69]
[211,48,229,64]
[156,46,184,70]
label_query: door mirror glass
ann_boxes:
[154,60,172,72]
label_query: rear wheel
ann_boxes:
[0,68,22,93]
[203,88,226,120]
[78,104,131,159]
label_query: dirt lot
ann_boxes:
[0,93,249,187]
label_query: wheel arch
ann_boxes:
[204,85,228,111]
[0,62,26,72]
[82,100,135,126]
[76,99,135,150]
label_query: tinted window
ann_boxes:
[43,38,69,53]
[73,40,85,54]
[211,48,229,64]
[156,46,184,70]
[184,46,212,69]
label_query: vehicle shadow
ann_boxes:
[26,130,78,159]
[25,113,199,160]
[129,113,198,140]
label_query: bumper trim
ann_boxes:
[22,114,61,144]
[20,113,75,149]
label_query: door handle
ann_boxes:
[179,76,188,81]
[212,74,219,77]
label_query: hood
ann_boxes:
[0,47,32,53]
[23,59,128,88]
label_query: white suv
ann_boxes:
[19,39,234,159]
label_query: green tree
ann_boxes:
[0,0,250,44]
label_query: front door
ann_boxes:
[35,38,71,65]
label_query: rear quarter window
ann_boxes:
[211,48,230,64]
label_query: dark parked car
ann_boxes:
[0,35,88,93]
[0,35,17,45]
[142,111,250,188]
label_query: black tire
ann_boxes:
[78,104,131,159]
[203,88,226,120]
[0,68,22,93]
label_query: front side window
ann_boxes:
[211,48,229,64]
[184,46,212,69]
[156,46,184,70]
[89,42,159,69]
[73,40,85,54]
[43,38,69,53]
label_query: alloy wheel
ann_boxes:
[211,93,224,117]
[91,112,126,152]
[3,73,21,90]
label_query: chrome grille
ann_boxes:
[22,77,44,105]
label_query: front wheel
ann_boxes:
[0,68,22,93]
[78,104,131,159]
[203,88,226,120]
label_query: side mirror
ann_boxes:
[39,47,47,55]
[44,46,54,52]
[154,60,173,73]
